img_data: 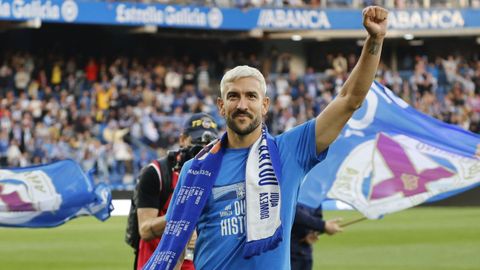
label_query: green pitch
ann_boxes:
[0,207,479,270]
[0,216,133,270]
[315,207,480,270]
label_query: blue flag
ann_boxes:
[299,82,480,219]
[0,159,113,227]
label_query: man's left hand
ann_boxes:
[362,6,388,39]
[324,217,343,235]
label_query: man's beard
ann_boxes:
[226,110,261,136]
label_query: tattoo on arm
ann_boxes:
[367,40,380,56]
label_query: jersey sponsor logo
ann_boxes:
[187,168,211,177]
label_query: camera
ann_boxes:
[167,144,207,171]
[167,130,218,171]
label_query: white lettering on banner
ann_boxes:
[0,1,11,17]
[165,5,206,27]
[115,4,215,27]
[12,0,59,20]
[116,4,164,24]
[257,9,330,29]
[389,10,464,29]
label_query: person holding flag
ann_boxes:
[144,6,389,270]
[290,204,343,270]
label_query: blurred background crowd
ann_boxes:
[1,45,479,187]
[0,0,479,189]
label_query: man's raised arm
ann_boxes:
[315,6,389,154]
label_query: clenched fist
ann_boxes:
[362,6,388,39]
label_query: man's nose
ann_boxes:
[236,96,248,110]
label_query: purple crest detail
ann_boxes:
[370,134,454,200]
[0,183,36,211]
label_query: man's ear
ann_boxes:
[217,97,225,117]
[179,134,190,148]
[262,96,270,116]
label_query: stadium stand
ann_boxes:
[1,39,479,187]
[0,1,479,191]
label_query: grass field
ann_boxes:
[316,207,480,270]
[0,207,479,270]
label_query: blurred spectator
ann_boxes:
[1,46,478,190]
[332,53,348,75]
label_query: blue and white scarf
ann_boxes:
[143,126,283,270]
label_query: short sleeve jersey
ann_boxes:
[167,120,328,270]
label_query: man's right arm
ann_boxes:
[138,209,167,241]
[137,166,167,241]
[314,6,388,154]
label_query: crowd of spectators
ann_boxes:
[377,54,480,133]
[0,48,479,188]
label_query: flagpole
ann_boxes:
[340,216,367,227]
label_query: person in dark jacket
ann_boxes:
[290,204,343,270]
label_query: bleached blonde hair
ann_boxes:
[220,65,267,97]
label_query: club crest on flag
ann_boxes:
[369,133,455,200]
[299,82,480,219]
[0,160,113,228]
[327,133,478,219]
[0,170,63,225]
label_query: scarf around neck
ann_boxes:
[143,125,283,270]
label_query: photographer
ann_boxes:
[135,113,219,270]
